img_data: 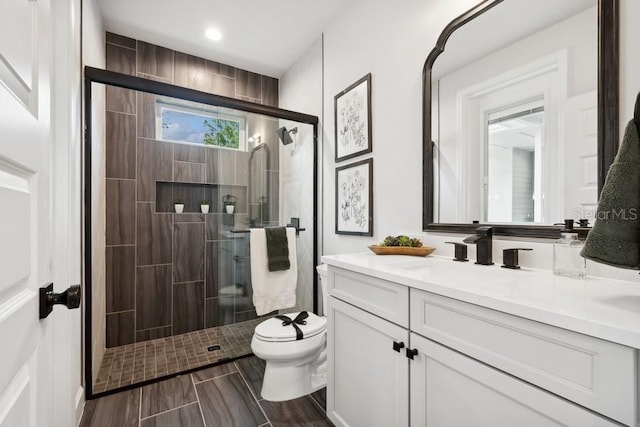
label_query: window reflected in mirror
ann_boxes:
[486,102,543,223]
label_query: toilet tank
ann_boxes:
[316,264,328,316]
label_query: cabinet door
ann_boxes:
[328,297,409,427]
[409,333,618,427]
[410,289,635,425]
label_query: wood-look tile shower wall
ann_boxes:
[104,32,279,347]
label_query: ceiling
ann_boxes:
[432,0,596,78]
[489,113,543,151]
[97,0,350,77]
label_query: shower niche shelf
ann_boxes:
[155,180,247,214]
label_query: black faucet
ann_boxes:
[502,248,532,269]
[445,242,468,262]
[463,226,494,265]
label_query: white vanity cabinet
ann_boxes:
[409,333,618,427]
[325,262,637,427]
[327,267,410,427]
[410,289,635,426]
[328,297,409,427]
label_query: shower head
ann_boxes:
[276,126,297,145]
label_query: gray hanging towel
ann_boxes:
[581,120,640,268]
[265,226,291,271]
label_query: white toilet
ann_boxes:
[250,264,328,401]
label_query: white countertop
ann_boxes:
[321,252,640,349]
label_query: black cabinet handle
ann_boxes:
[406,348,418,360]
[392,341,405,352]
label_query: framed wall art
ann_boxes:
[334,73,372,162]
[335,158,373,236]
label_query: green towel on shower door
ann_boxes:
[265,227,290,271]
[581,120,640,269]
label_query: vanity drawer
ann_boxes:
[410,289,636,426]
[329,267,408,328]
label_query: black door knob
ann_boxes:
[392,341,405,352]
[39,283,81,319]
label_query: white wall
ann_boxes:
[82,0,106,392]
[321,0,479,255]
[278,36,323,312]
[277,121,316,313]
[487,145,513,222]
[52,0,83,424]
[280,0,640,282]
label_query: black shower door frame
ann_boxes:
[83,66,319,399]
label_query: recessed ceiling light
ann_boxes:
[205,28,223,41]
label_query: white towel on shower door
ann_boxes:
[250,227,298,315]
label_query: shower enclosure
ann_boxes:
[84,67,318,398]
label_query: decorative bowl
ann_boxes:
[368,245,436,257]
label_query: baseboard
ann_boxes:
[74,386,85,426]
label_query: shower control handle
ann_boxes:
[392,341,405,352]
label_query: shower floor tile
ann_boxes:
[94,317,264,394]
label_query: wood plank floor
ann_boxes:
[80,356,332,426]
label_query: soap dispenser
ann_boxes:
[553,219,586,279]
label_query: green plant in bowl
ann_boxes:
[380,235,423,248]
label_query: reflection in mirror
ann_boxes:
[487,102,544,223]
[432,0,597,225]
[249,141,270,227]
[424,0,619,236]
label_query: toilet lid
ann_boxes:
[255,312,326,342]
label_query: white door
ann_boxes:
[409,333,617,427]
[327,297,409,427]
[564,91,598,221]
[0,0,80,426]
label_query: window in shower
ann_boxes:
[156,100,247,150]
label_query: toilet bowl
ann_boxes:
[250,264,329,401]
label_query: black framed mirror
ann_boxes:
[423,0,619,238]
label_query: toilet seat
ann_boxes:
[255,312,327,342]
